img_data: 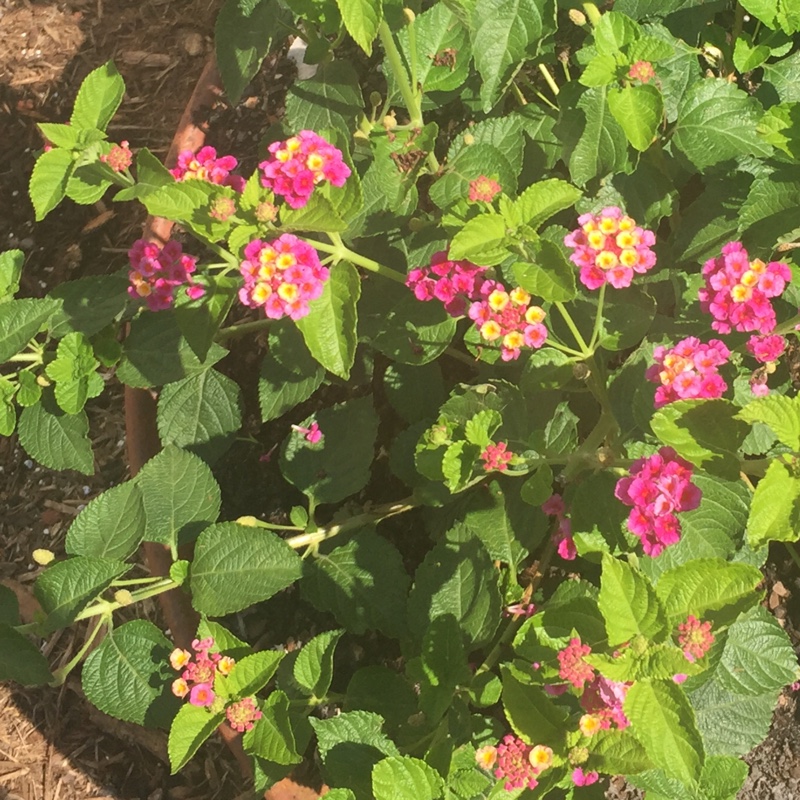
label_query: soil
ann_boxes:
[1,1,800,798]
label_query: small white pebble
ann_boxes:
[77,504,85,511]
[34,48,41,56]
[43,528,50,535]
[23,459,33,468]
[82,485,90,495]
[38,281,46,288]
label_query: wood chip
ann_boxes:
[118,52,172,68]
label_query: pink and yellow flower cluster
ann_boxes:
[677,615,715,662]
[614,446,702,557]
[259,131,350,209]
[239,234,328,321]
[169,636,235,708]
[477,735,554,791]
[564,206,657,290]
[699,241,790,335]
[127,239,204,311]
[646,336,730,408]
[171,146,245,192]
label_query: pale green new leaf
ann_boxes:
[243,691,302,765]
[372,756,445,800]
[336,0,382,54]
[508,178,581,231]
[607,84,663,151]
[448,214,511,266]
[0,297,57,363]
[168,704,225,774]
[224,650,285,697]
[737,394,800,450]
[747,459,800,547]
[70,61,125,131]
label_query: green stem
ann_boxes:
[475,539,556,677]
[547,339,587,359]
[555,301,590,354]
[771,313,800,337]
[216,317,273,342]
[538,63,560,97]
[511,81,528,106]
[445,347,479,368]
[186,229,238,266]
[406,12,420,104]
[285,499,416,551]
[582,2,602,26]
[73,578,178,622]
[729,3,745,77]
[50,615,109,686]
[588,283,607,352]
[378,22,422,127]
[237,516,303,532]
[7,352,41,363]
[308,236,408,284]
[110,576,169,587]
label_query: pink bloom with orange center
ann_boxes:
[572,767,599,787]
[189,683,215,707]
[541,493,576,561]
[475,745,498,771]
[171,146,245,192]
[127,239,201,311]
[628,60,656,83]
[170,648,192,670]
[468,175,502,203]
[406,250,487,317]
[747,333,786,363]
[292,421,323,444]
[677,615,714,662]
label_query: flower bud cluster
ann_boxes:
[171,146,245,192]
[127,239,203,311]
[564,206,657,290]
[646,336,730,408]
[614,446,702,557]
[100,140,132,172]
[492,735,550,791]
[405,250,487,317]
[480,441,514,471]
[169,637,235,707]
[699,241,790,334]
[259,131,350,209]
[239,234,328,321]
[677,615,714,662]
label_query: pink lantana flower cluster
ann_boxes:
[259,131,350,209]
[239,234,328,321]
[558,637,595,689]
[573,767,600,787]
[580,675,631,731]
[481,441,514,471]
[171,146,245,192]
[127,239,204,311]
[226,697,263,733]
[169,637,235,707]
[469,282,548,361]
[492,735,553,791]
[747,333,787,364]
[677,615,715,662]
[614,447,702,557]
[406,250,487,317]
[698,241,790,334]
[564,206,657,290]
[542,493,576,560]
[468,175,502,203]
[100,140,132,173]
[646,337,730,408]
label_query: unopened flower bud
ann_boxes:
[595,447,614,466]
[429,425,449,445]
[383,113,397,131]
[114,589,134,606]
[766,361,777,374]
[32,548,55,566]
[236,515,259,527]
[569,746,589,765]
[568,9,587,25]
[573,363,590,381]
[36,374,51,387]
[463,133,475,146]
[403,7,415,23]
[408,217,426,232]
[255,201,278,224]
[369,91,382,108]
[209,196,236,222]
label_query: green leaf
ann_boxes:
[258,322,325,423]
[559,83,629,187]
[310,711,399,800]
[174,276,238,362]
[196,619,251,660]
[738,393,800,450]
[190,522,303,616]
[45,332,103,414]
[65,481,146,560]
[0,249,23,302]
[448,213,510,266]
[117,310,227,389]
[734,34,771,73]
[507,178,581,231]
[761,50,800,104]
[599,554,668,646]
[512,239,577,302]
[285,61,364,138]
[747,459,800,547]
[673,78,771,169]
[372,756,445,800]
[115,148,173,202]
[29,148,74,221]
[336,0,381,54]
[588,730,652,775]
[738,169,800,252]
[698,756,749,799]
[655,559,763,622]
[301,530,410,638]
[624,679,704,786]
[168,704,225,774]
[345,667,418,733]
[49,274,129,337]
[293,629,344,698]
[650,399,749,481]
[0,625,53,685]
[0,585,19,626]
[594,11,641,54]
[15,371,41,408]
[18,400,94,475]
[0,297,57,363]
[243,691,302,765]
[470,0,556,112]
[215,0,290,105]
[383,362,444,423]
[280,396,378,505]
[372,295,457,366]
[225,650,285,697]
[607,84,663,151]
[137,445,221,549]
[715,606,797,696]
[71,61,125,130]
[500,664,568,746]
[296,261,360,379]
[34,556,128,633]
[430,144,517,210]
[418,615,470,722]
[407,539,501,648]
[157,368,242,462]
[579,53,619,88]
[82,619,179,727]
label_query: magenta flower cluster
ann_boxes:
[170,146,245,192]
[580,675,631,731]
[614,447,702,557]
[494,734,539,791]
[564,206,657,290]
[699,241,790,334]
[747,333,786,364]
[168,636,235,707]
[127,239,204,311]
[646,337,730,408]
[239,234,328,321]
[406,250,486,317]
[481,441,514,471]
[259,131,350,209]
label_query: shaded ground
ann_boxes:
[1,1,800,798]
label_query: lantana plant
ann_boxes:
[3,1,800,799]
